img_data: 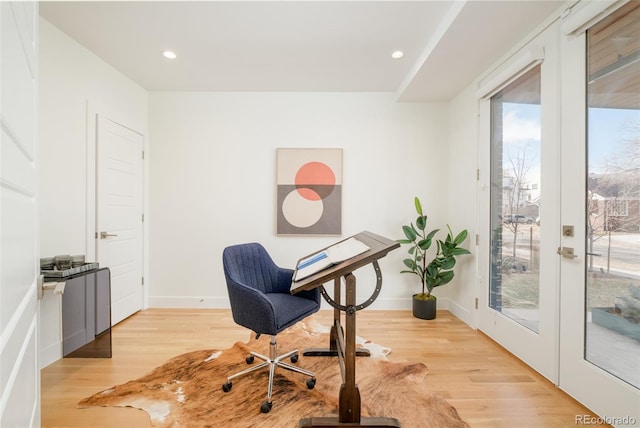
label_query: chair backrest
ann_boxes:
[223,242,320,335]
[222,243,282,294]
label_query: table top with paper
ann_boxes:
[290,231,400,294]
[292,237,370,282]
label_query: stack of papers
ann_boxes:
[293,237,370,282]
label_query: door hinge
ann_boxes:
[475,298,478,310]
[142,150,145,160]
[142,213,144,223]
[95,232,98,239]
[475,234,479,245]
[141,276,144,286]
[476,169,480,180]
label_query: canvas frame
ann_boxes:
[276,148,343,236]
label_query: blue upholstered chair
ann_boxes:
[221,243,321,413]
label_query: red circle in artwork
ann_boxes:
[295,162,336,201]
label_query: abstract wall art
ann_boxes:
[276,148,342,235]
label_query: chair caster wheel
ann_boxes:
[260,401,272,413]
[222,382,232,392]
[290,354,299,363]
[246,355,254,364]
[306,378,316,389]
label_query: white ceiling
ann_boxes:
[39,1,567,101]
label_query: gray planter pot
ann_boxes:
[592,307,640,341]
[412,294,437,320]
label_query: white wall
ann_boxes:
[37,18,480,367]
[38,18,148,367]
[442,84,479,326]
[148,92,460,310]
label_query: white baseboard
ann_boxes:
[443,298,475,328]
[148,296,230,308]
[361,297,413,311]
[149,296,415,311]
[40,342,61,369]
[147,296,476,328]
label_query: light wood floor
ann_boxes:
[41,309,609,427]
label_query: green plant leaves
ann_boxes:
[416,215,427,231]
[398,196,472,297]
[403,259,417,270]
[441,256,456,270]
[402,225,417,241]
[414,197,423,216]
[449,247,471,256]
[417,238,432,251]
[436,270,454,286]
[454,229,468,245]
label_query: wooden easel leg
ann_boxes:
[296,232,403,427]
[330,278,341,351]
[339,273,360,423]
[299,275,400,428]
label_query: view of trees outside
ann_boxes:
[499,104,541,327]
[585,1,639,389]
[586,108,640,312]
[490,66,542,333]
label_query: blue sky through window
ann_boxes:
[588,107,639,174]
[503,102,541,200]
[501,104,639,193]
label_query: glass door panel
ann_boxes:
[586,1,640,390]
[490,66,542,333]
[559,1,640,422]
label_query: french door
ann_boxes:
[479,1,640,424]
[559,1,640,424]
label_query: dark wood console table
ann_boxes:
[291,231,400,427]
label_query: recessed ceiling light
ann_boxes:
[163,50,177,60]
[391,51,404,60]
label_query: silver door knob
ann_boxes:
[100,231,118,239]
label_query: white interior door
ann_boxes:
[96,115,144,325]
[559,2,640,424]
[0,1,40,426]
[477,21,561,382]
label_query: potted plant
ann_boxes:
[398,197,471,319]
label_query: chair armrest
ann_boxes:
[278,267,320,302]
[227,282,278,333]
[275,267,295,293]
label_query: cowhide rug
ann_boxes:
[79,318,469,428]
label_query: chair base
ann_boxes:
[222,335,316,413]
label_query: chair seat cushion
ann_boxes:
[264,293,320,334]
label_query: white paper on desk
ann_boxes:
[292,237,370,282]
